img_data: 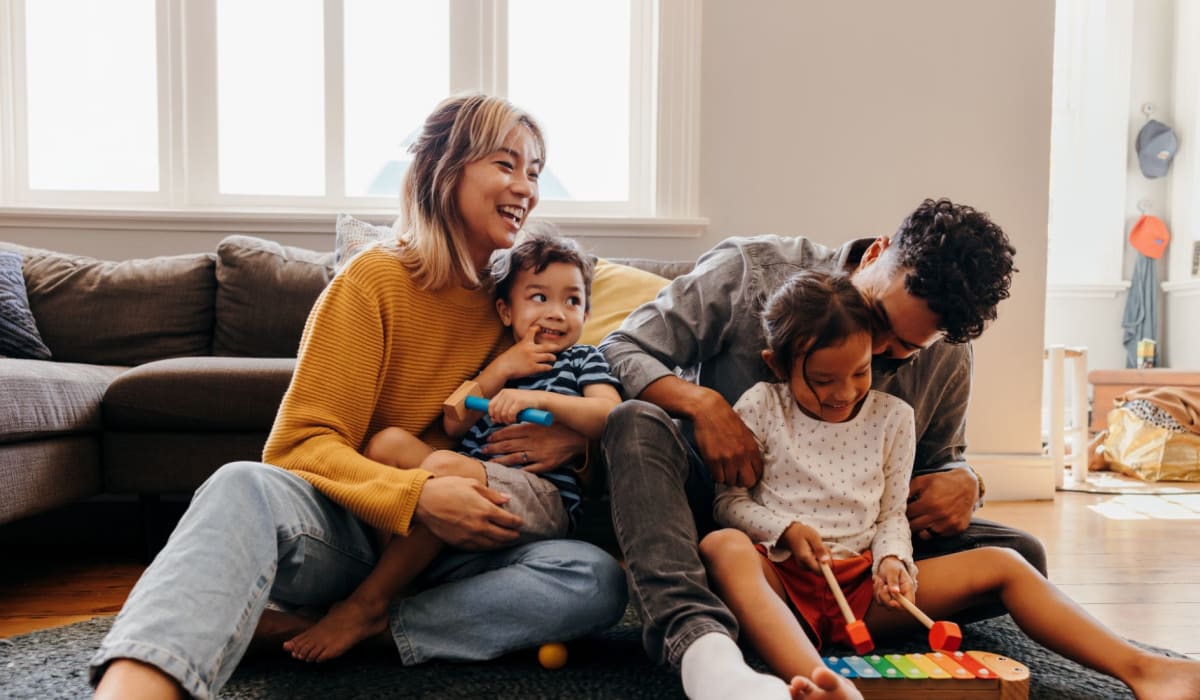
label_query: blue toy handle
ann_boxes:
[464,394,554,426]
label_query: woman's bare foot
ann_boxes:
[246,609,318,657]
[282,596,389,662]
[787,665,863,699]
[1127,655,1200,700]
[93,658,185,700]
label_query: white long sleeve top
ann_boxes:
[714,383,917,577]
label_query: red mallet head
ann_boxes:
[929,621,962,652]
[846,620,874,655]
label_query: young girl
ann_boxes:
[90,94,626,699]
[699,269,1200,700]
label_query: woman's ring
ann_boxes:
[522,451,529,464]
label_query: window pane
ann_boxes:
[344,0,449,198]
[217,0,324,196]
[25,0,158,191]
[508,0,630,202]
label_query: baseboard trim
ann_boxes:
[966,453,1056,501]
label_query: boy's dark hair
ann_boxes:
[489,221,596,310]
[888,198,1017,344]
[762,270,875,383]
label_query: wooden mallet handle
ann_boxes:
[897,595,935,628]
[820,561,857,624]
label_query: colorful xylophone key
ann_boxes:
[823,650,1030,699]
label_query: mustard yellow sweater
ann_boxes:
[263,247,508,535]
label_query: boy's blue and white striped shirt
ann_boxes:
[460,344,622,528]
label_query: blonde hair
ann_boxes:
[394,93,545,290]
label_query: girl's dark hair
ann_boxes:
[762,270,875,386]
[489,221,596,310]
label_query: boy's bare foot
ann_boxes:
[283,597,389,662]
[788,665,863,700]
[1127,655,1200,700]
[246,609,318,657]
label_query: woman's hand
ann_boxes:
[487,388,543,426]
[872,556,915,608]
[481,421,586,473]
[413,475,522,550]
[781,521,828,572]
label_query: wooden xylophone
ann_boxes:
[824,650,1030,700]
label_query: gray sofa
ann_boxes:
[0,233,691,539]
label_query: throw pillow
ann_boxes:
[580,259,671,347]
[0,252,52,360]
[335,213,394,271]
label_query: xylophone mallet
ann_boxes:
[895,595,962,652]
[819,561,874,654]
[443,380,553,426]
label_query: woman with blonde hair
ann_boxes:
[91,93,627,699]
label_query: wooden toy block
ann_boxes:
[443,380,483,422]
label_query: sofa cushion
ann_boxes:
[0,242,216,365]
[335,213,393,271]
[103,356,296,431]
[214,235,335,357]
[579,260,672,347]
[0,360,126,443]
[0,251,52,360]
[0,436,102,524]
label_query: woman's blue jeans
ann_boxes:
[89,461,627,699]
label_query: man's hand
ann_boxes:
[482,421,586,473]
[872,556,914,609]
[907,468,978,539]
[692,392,763,487]
[414,476,522,550]
[780,521,828,572]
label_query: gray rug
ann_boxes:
[0,607,1176,699]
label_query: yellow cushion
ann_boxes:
[580,259,671,346]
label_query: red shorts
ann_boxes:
[755,545,874,650]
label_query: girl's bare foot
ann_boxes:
[788,665,863,700]
[1127,655,1200,700]
[282,597,389,662]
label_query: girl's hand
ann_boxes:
[491,324,556,382]
[487,388,543,426]
[781,522,829,572]
[872,556,915,608]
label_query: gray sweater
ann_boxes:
[599,235,971,475]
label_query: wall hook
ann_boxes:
[1142,103,1156,121]
[1137,199,1152,214]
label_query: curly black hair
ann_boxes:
[888,198,1017,344]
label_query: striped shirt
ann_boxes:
[460,344,622,527]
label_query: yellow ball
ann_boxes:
[537,642,568,670]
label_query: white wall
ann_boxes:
[1046,0,1200,371]
[0,2,1058,496]
[693,1,1055,496]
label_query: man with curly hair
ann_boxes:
[599,198,1039,700]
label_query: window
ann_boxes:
[0,0,700,227]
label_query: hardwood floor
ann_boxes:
[2,491,1198,660]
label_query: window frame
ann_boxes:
[0,0,704,235]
